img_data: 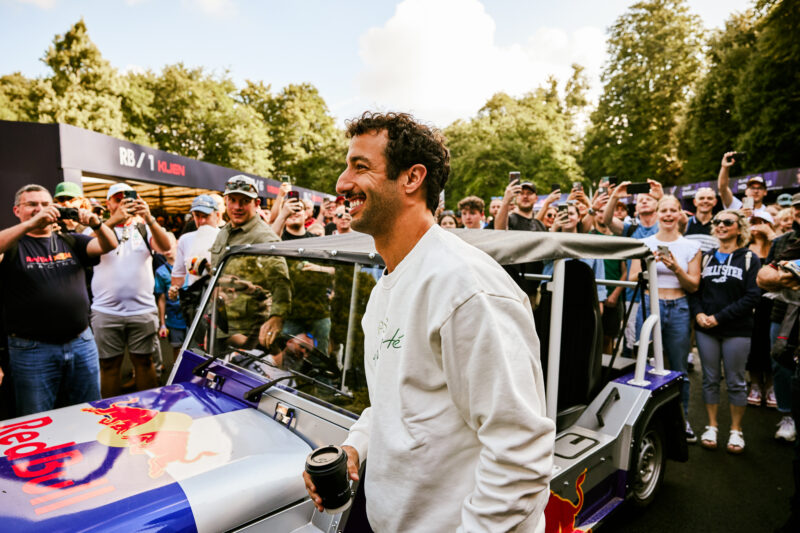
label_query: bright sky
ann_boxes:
[1,0,754,128]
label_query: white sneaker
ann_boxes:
[775,416,797,442]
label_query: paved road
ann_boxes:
[603,363,796,532]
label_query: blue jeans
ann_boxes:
[637,295,691,414]
[8,327,101,416]
[770,321,794,414]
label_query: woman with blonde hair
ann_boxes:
[629,195,701,441]
[689,210,761,453]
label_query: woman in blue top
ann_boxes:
[689,210,761,453]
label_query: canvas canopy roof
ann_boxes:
[223,228,654,267]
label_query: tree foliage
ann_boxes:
[444,87,584,207]
[680,11,757,181]
[582,0,704,185]
[733,0,800,172]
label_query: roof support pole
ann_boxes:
[545,259,565,421]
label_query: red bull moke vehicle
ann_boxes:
[0,230,687,532]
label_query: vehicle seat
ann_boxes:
[534,260,604,430]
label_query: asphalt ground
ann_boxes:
[604,359,796,533]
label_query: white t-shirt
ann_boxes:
[343,224,554,533]
[91,224,157,316]
[173,225,219,284]
[642,235,701,289]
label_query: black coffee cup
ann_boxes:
[305,445,353,514]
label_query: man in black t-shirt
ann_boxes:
[494,178,546,296]
[277,198,334,354]
[0,184,118,415]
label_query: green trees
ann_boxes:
[680,11,757,181]
[583,0,704,185]
[2,19,343,188]
[443,82,586,207]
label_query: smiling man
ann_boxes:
[303,112,554,532]
[209,175,292,350]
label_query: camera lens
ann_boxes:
[305,445,353,514]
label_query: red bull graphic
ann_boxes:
[0,416,116,516]
[82,397,216,479]
[545,469,592,533]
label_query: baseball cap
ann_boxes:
[224,175,258,198]
[746,176,766,187]
[792,193,800,207]
[106,182,134,199]
[191,194,217,214]
[54,181,82,199]
[751,208,774,225]
[777,193,792,207]
[520,181,537,193]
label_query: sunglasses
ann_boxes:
[336,213,351,219]
[711,218,737,227]
[225,179,256,193]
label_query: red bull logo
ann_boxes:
[82,398,215,479]
[0,416,116,516]
[544,469,592,533]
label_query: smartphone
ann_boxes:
[281,175,292,183]
[439,189,445,205]
[572,181,583,191]
[627,182,650,195]
[599,176,610,185]
[598,186,608,196]
[550,183,561,192]
[742,197,754,209]
[608,176,618,186]
[509,171,521,184]
[727,152,746,164]
[287,190,299,200]
[557,203,569,214]
[123,190,138,200]
[657,245,671,257]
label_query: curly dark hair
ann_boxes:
[345,111,450,213]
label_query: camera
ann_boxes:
[57,207,80,221]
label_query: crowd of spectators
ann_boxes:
[434,151,798,454]
[0,153,797,525]
[0,174,352,420]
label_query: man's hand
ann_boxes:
[279,181,292,195]
[777,264,800,290]
[131,198,153,221]
[107,199,134,225]
[282,198,303,217]
[258,315,284,347]
[592,191,609,213]
[28,205,61,231]
[612,181,631,200]
[168,285,180,301]
[647,179,663,200]
[570,190,591,208]
[303,445,359,512]
[503,179,521,204]
[721,151,736,169]
[77,208,101,229]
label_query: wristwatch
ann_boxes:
[90,221,103,231]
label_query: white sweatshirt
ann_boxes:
[343,225,555,532]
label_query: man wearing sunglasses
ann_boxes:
[209,175,291,349]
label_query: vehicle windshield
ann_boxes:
[186,252,379,416]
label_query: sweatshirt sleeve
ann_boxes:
[342,406,371,466]
[714,254,763,325]
[439,292,555,533]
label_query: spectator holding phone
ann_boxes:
[628,195,702,441]
[689,210,761,453]
[91,183,172,398]
[718,151,766,212]
[0,184,118,415]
